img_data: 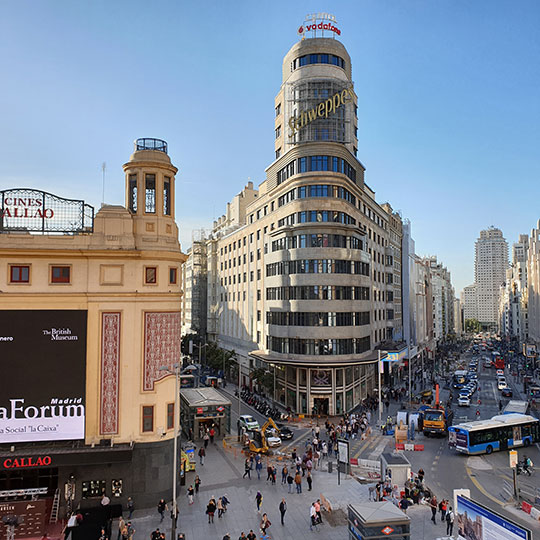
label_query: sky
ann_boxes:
[1,0,540,295]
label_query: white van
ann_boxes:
[497,378,507,390]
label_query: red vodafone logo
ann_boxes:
[298,26,304,34]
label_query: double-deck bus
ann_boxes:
[448,413,540,455]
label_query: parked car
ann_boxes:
[238,414,260,432]
[501,387,513,397]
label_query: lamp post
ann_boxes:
[408,343,412,409]
[378,350,383,424]
[159,363,180,540]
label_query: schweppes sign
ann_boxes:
[288,86,355,137]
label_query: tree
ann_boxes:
[464,319,481,333]
[204,342,237,375]
[251,367,274,395]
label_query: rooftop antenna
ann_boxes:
[101,162,107,207]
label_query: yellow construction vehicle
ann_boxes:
[243,417,280,454]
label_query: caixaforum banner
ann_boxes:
[0,310,87,443]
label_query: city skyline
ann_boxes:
[2,1,540,293]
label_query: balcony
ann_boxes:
[135,138,168,154]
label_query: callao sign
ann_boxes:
[298,13,341,37]
[2,456,52,470]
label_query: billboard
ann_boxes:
[0,310,87,443]
[456,495,531,540]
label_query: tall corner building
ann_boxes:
[205,27,404,416]
[474,227,509,328]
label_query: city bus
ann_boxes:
[448,413,540,455]
[452,370,468,389]
[492,351,505,370]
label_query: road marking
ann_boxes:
[465,466,505,506]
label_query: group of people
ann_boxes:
[205,494,231,522]
[429,495,455,536]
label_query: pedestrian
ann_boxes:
[271,465,277,485]
[206,498,216,523]
[430,495,437,524]
[126,522,135,540]
[441,499,448,522]
[315,499,322,523]
[194,475,201,494]
[204,431,210,448]
[99,528,107,540]
[246,531,256,540]
[117,516,125,540]
[287,471,293,493]
[322,441,328,459]
[446,507,455,536]
[222,535,230,540]
[281,465,288,484]
[279,498,286,525]
[243,458,251,479]
[417,468,424,484]
[399,496,409,514]
[210,426,215,444]
[255,455,263,480]
[294,471,302,494]
[127,497,134,519]
[309,503,318,531]
[198,447,206,466]
[260,513,271,535]
[187,485,194,505]
[307,471,312,491]
[157,499,167,523]
[256,491,263,511]
[266,464,273,482]
[151,529,160,540]
[120,526,128,540]
[238,533,247,540]
[217,497,224,518]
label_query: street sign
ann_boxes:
[509,450,518,468]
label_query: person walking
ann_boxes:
[198,447,205,466]
[206,498,216,524]
[209,426,215,444]
[260,513,271,536]
[255,455,263,480]
[309,503,318,531]
[238,534,247,540]
[266,464,273,482]
[126,523,135,540]
[203,431,210,448]
[157,499,167,523]
[440,499,448,523]
[194,475,201,494]
[322,441,328,460]
[217,497,224,518]
[281,465,288,485]
[306,471,313,491]
[127,498,134,519]
[255,491,263,512]
[279,498,287,525]
[287,471,293,493]
[243,458,251,479]
[315,499,322,523]
[446,507,455,536]
[246,531,256,540]
[430,495,438,524]
[294,471,302,494]
[271,465,277,485]
[187,485,194,505]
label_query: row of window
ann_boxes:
[143,403,175,433]
[266,285,370,301]
[266,259,370,277]
[6,264,177,285]
[278,210,356,228]
[267,336,371,356]
[128,174,171,216]
[266,311,370,327]
[292,53,345,70]
[278,184,356,207]
[277,156,357,185]
[272,234,363,252]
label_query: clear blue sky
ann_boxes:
[2,0,539,294]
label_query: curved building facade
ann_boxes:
[205,32,404,416]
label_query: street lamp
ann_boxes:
[159,363,180,540]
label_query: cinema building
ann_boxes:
[0,139,186,525]
[204,31,405,416]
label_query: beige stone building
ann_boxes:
[204,37,405,415]
[0,138,186,509]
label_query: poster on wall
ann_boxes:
[0,310,87,443]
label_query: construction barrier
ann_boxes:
[522,501,532,514]
[395,443,424,451]
[530,507,540,521]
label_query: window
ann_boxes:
[167,403,174,430]
[10,265,30,283]
[145,267,157,284]
[163,177,171,215]
[275,126,281,139]
[257,310,261,321]
[275,103,281,116]
[275,148,281,159]
[257,289,261,301]
[142,405,154,432]
[169,267,177,284]
[129,174,137,213]
[145,174,156,213]
[51,266,71,284]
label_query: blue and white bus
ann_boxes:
[448,413,540,455]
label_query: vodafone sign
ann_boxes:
[298,13,341,37]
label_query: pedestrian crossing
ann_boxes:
[350,430,391,460]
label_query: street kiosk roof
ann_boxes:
[348,501,410,524]
[180,387,232,407]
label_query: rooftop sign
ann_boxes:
[0,188,94,234]
[298,13,341,38]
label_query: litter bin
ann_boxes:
[328,461,333,473]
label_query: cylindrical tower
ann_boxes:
[123,138,179,249]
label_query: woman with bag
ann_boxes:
[260,513,271,535]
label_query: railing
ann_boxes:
[135,138,168,153]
